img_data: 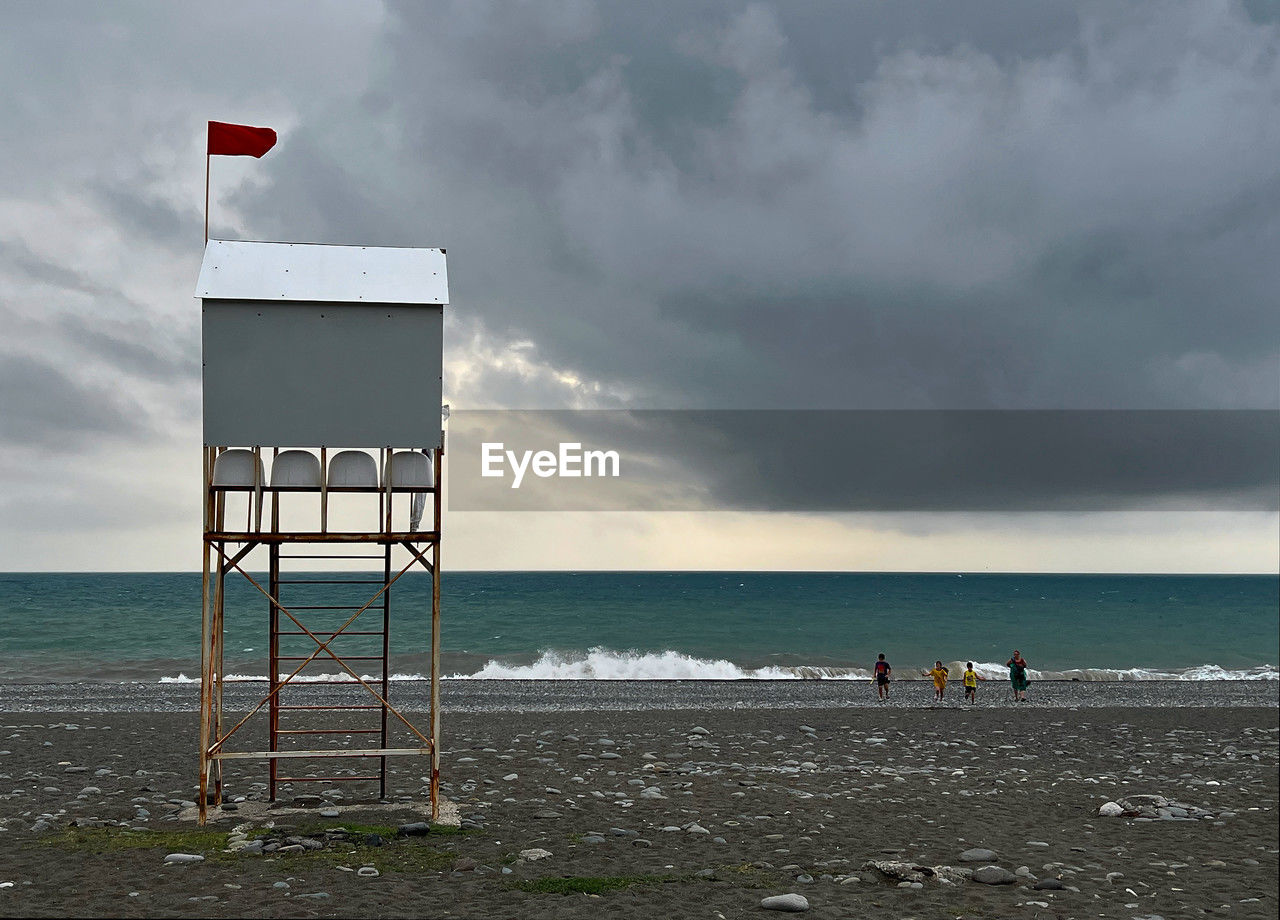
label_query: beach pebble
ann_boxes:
[971,866,1017,885]
[1098,802,1124,817]
[760,893,810,912]
[398,822,431,837]
[1033,878,1066,890]
[959,848,997,862]
[518,848,552,861]
[164,853,204,864]
[357,867,379,878]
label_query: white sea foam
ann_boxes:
[939,661,1279,683]
[449,648,870,680]
[157,652,1278,683]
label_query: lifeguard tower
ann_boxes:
[195,240,447,824]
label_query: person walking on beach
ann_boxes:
[962,662,980,703]
[1007,649,1030,702]
[924,660,949,701]
[873,653,892,699]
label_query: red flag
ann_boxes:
[207,121,277,157]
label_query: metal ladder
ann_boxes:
[267,543,394,801]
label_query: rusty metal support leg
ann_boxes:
[212,543,226,805]
[198,446,215,825]
[269,543,280,801]
[430,445,443,820]
[198,537,212,825]
[380,542,391,800]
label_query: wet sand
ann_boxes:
[0,687,1276,918]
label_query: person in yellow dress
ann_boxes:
[924,660,949,701]
[962,662,980,703]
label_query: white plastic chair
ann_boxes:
[270,450,322,488]
[212,449,264,487]
[384,450,434,489]
[329,450,378,487]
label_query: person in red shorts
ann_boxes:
[873,653,892,700]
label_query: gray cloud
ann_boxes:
[88,182,201,252]
[233,0,1279,414]
[54,312,199,383]
[0,1,1276,570]
[449,409,1279,512]
[0,239,112,298]
[0,352,149,448]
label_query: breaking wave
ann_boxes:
[451,648,869,680]
[957,661,1278,682]
[441,648,1278,681]
[156,652,1277,683]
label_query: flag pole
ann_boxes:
[204,152,210,244]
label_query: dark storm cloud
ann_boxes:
[54,313,199,382]
[0,240,112,298]
[0,352,149,448]
[88,182,201,252]
[234,0,1280,421]
[449,409,1280,511]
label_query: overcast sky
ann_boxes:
[1,0,1276,572]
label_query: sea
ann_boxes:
[0,571,1275,685]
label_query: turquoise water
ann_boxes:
[0,572,1275,681]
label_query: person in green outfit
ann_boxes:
[1007,649,1030,702]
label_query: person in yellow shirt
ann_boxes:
[962,662,980,703]
[924,660,949,701]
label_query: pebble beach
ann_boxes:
[0,680,1276,918]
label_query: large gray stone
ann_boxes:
[959,848,997,862]
[760,893,810,912]
[972,866,1018,885]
